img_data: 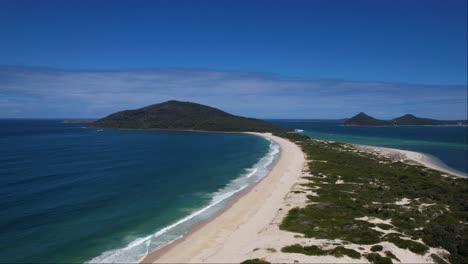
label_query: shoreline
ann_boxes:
[137,132,465,263]
[354,144,467,178]
[139,169,266,263]
[139,132,281,263]
[141,132,306,263]
[87,131,280,263]
[86,125,293,134]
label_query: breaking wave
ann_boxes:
[86,136,280,263]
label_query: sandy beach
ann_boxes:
[355,144,467,178]
[139,135,463,264]
[141,132,310,263]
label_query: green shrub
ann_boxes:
[383,233,429,255]
[281,244,328,256]
[330,246,361,259]
[376,223,393,230]
[384,251,399,262]
[366,253,393,264]
[370,245,383,252]
[430,254,448,264]
[282,244,361,259]
[240,259,270,264]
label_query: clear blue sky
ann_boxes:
[0,0,467,118]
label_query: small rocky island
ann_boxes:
[344,112,467,126]
[344,112,391,126]
[63,119,96,124]
[89,100,290,133]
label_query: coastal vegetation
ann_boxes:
[90,100,290,133]
[282,244,361,259]
[275,132,467,263]
[370,245,383,252]
[240,258,271,264]
[365,253,393,264]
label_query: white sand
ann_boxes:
[395,197,411,206]
[142,135,451,263]
[147,132,311,263]
[355,145,467,178]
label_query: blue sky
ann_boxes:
[0,0,467,118]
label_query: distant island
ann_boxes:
[344,112,467,126]
[344,112,391,126]
[89,100,291,133]
[63,119,96,124]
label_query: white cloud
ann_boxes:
[0,67,466,119]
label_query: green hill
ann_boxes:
[344,112,467,126]
[391,114,467,126]
[344,112,391,126]
[89,100,291,133]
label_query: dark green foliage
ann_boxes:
[280,205,382,244]
[370,245,383,252]
[90,100,290,133]
[278,134,468,263]
[329,246,362,259]
[282,244,328,256]
[292,190,305,194]
[282,244,360,259]
[240,258,271,264]
[383,233,429,255]
[384,251,399,262]
[376,223,393,230]
[430,253,449,264]
[366,253,393,264]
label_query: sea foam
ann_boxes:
[86,137,280,263]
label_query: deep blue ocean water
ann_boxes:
[0,119,277,263]
[272,120,467,175]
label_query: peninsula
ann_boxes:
[143,132,467,264]
[89,100,290,133]
[344,112,467,126]
[84,101,463,264]
[83,101,467,264]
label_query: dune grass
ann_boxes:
[281,244,361,259]
[240,258,271,264]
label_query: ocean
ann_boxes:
[272,120,467,175]
[0,119,278,263]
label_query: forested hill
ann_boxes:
[344,112,392,126]
[391,114,467,126]
[89,100,291,133]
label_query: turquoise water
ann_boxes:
[272,120,467,175]
[0,119,277,263]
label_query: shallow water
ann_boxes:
[272,120,467,175]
